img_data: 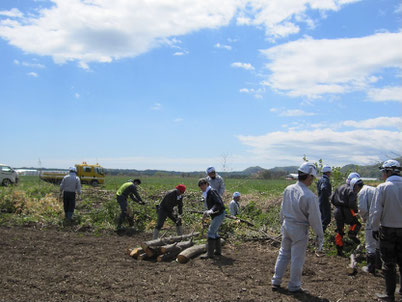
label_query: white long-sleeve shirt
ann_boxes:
[358,185,376,223]
[280,181,324,239]
[207,174,225,197]
[370,175,402,231]
[229,200,240,216]
[60,173,81,194]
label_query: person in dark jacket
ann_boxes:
[153,184,186,239]
[116,179,144,230]
[332,176,363,256]
[316,165,332,232]
[198,178,225,259]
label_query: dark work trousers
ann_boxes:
[335,215,361,247]
[155,206,181,230]
[117,195,131,227]
[319,200,331,232]
[379,226,402,297]
[63,191,76,220]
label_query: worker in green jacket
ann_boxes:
[116,179,145,230]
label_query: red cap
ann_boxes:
[176,184,186,193]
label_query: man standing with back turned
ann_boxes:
[271,162,324,293]
[60,166,81,222]
[317,165,332,232]
[371,160,402,302]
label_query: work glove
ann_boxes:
[314,236,324,257]
[176,215,182,225]
[372,230,379,241]
[203,209,214,219]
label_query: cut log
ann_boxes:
[129,247,144,259]
[177,244,206,264]
[160,240,193,254]
[144,246,161,257]
[141,232,200,250]
[177,238,225,264]
[157,252,179,262]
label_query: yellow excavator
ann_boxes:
[40,162,105,186]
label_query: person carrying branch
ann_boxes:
[332,175,363,256]
[60,166,81,222]
[271,162,324,293]
[152,184,186,239]
[116,179,144,230]
[198,178,225,259]
[229,192,241,216]
[370,160,402,302]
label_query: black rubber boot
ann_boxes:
[214,237,221,256]
[362,254,376,275]
[376,249,383,270]
[201,238,215,259]
[379,263,396,301]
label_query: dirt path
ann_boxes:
[0,226,388,302]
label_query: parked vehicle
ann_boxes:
[0,164,19,186]
[40,162,105,187]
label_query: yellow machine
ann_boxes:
[40,162,105,186]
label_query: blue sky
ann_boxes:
[1,0,401,171]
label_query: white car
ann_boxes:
[0,164,19,186]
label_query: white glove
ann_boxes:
[315,235,324,251]
[203,209,214,217]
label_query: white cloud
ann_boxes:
[260,32,402,98]
[151,103,162,110]
[174,118,183,123]
[74,93,80,99]
[27,71,38,77]
[271,108,315,117]
[0,0,361,67]
[14,59,45,68]
[367,86,402,103]
[342,117,402,129]
[0,8,23,18]
[231,62,255,71]
[237,128,402,167]
[214,43,232,50]
[173,51,188,56]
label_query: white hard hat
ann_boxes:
[322,165,332,173]
[298,162,317,177]
[206,166,216,174]
[350,177,363,190]
[346,172,360,185]
[233,192,241,198]
[379,159,401,172]
[69,167,77,173]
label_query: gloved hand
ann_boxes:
[372,230,379,241]
[138,200,146,205]
[315,235,324,251]
[176,215,182,225]
[203,209,214,219]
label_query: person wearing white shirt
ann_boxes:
[229,192,241,216]
[271,162,324,293]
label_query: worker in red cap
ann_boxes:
[152,184,186,239]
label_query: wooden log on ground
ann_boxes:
[160,240,193,254]
[141,232,200,250]
[157,252,180,262]
[177,238,225,264]
[137,253,149,260]
[129,247,144,259]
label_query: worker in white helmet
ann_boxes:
[271,162,324,293]
[206,166,225,197]
[370,159,402,302]
[229,192,241,216]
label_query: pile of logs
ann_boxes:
[129,232,222,264]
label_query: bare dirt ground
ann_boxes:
[0,225,393,302]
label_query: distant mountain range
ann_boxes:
[16,157,401,179]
